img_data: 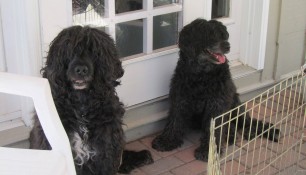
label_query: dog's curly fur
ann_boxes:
[152,19,280,161]
[29,26,153,174]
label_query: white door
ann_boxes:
[40,0,243,107]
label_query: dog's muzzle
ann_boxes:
[72,79,89,90]
[67,60,94,90]
[68,69,93,90]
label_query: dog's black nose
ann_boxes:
[74,65,88,76]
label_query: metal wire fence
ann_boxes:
[209,68,306,175]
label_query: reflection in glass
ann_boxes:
[115,0,143,14]
[72,0,104,16]
[116,20,143,58]
[153,12,178,50]
[154,0,177,7]
[72,0,105,25]
[212,0,230,19]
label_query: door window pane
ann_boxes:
[154,0,178,7]
[71,0,182,58]
[115,0,143,14]
[73,0,105,24]
[73,0,104,16]
[116,20,143,57]
[153,12,178,50]
[212,0,230,19]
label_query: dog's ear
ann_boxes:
[178,18,210,59]
[41,26,83,92]
[178,25,197,59]
[86,27,124,86]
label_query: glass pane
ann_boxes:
[153,12,178,50]
[72,0,105,24]
[154,0,178,7]
[212,0,230,19]
[116,20,143,58]
[115,0,143,14]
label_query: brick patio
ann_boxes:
[119,89,306,175]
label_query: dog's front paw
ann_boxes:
[138,150,154,165]
[268,128,281,142]
[118,150,154,174]
[194,146,209,161]
[152,135,183,151]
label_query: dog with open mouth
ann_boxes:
[151,18,280,161]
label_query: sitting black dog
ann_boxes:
[29,26,153,174]
[152,19,280,161]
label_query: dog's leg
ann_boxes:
[194,119,211,161]
[233,94,281,142]
[88,127,124,175]
[118,150,154,174]
[194,115,226,161]
[194,98,232,162]
[242,113,280,142]
[228,118,238,145]
[29,114,51,150]
[152,109,188,151]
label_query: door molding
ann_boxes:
[240,0,270,70]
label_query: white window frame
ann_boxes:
[43,0,183,60]
[105,0,182,55]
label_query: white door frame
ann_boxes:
[240,0,270,70]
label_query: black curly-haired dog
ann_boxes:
[152,19,280,161]
[29,26,153,174]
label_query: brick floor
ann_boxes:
[173,145,197,163]
[170,160,207,175]
[245,163,278,175]
[220,160,245,175]
[238,148,276,168]
[140,156,184,175]
[299,158,306,169]
[122,86,305,175]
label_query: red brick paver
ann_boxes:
[140,156,184,175]
[171,160,207,175]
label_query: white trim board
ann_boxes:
[240,0,270,70]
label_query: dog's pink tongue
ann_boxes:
[213,53,226,64]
